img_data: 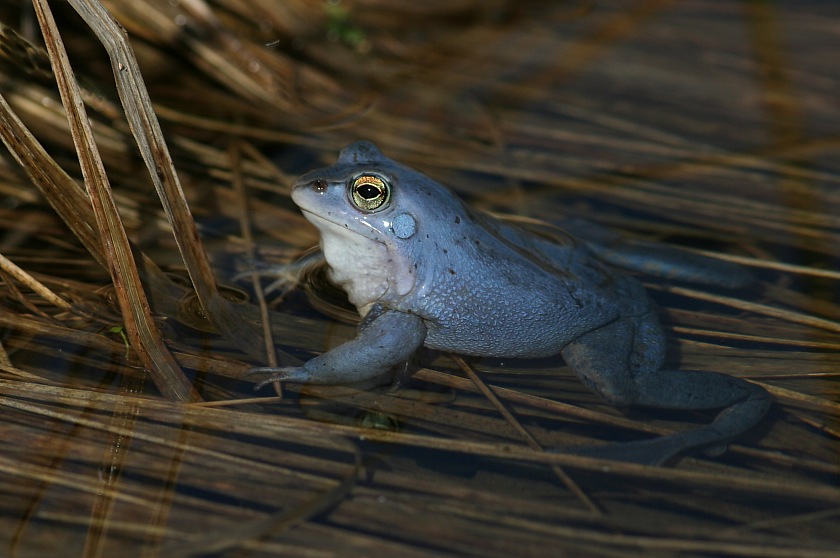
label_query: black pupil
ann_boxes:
[358,184,381,199]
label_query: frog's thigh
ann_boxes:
[563,317,761,412]
[561,319,643,405]
[561,314,667,406]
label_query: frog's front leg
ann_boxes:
[249,308,426,387]
[560,317,771,465]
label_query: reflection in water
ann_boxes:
[1,0,839,556]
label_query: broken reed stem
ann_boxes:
[452,355,601,514]
[228,142,279,373]
[0,92,106,267]
[693,249,840,281]
[0,339,11,367]
[160,445,361,558]
[0,251,71,309]
[32,0,199,402]
[66,0,274,364]
[650,283,840,334]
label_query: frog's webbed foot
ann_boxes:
[247,366,310,390]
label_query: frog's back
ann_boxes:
[399,214,625,358]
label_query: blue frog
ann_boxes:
[250,141,770,465]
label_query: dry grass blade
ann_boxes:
[66,0,274,363]
[414,368,667,435]
[0,72,192,324]
[0,251,71,309]
[0,378,362,554]
[453,354,600,514]
[161,447,360,558]
[1,1,839,555]
[0,340,11,367]
[694,250,840,281]
[652,283,840,334]
[228,141,279,375]
[32,0,199,403]
[0,93,104,265]
[3,379,837,505]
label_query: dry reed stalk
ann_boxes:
[68,0,287,365]
[0,0,839,555]
[32,0,199,402]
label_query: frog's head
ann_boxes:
[291,141,470,312]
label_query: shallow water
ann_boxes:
[1,1,839,556]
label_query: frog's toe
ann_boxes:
[247,366,309,389]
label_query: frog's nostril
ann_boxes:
[312,179,327,192]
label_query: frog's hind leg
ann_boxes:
[559,320,771,466]
[578,369,772,466]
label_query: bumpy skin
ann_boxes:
[250,141,770,465]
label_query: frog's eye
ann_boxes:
[350,175,390,211]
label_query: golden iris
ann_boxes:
[350,175,390,211]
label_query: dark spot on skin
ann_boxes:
[442,249,448,254]
[454,216,461,224]
[474,239,481,245]
[448,269,456,275]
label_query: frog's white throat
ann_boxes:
[301,210,414,313]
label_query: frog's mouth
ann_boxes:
[299,209,382,243]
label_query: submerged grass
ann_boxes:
[0,0,838,556]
